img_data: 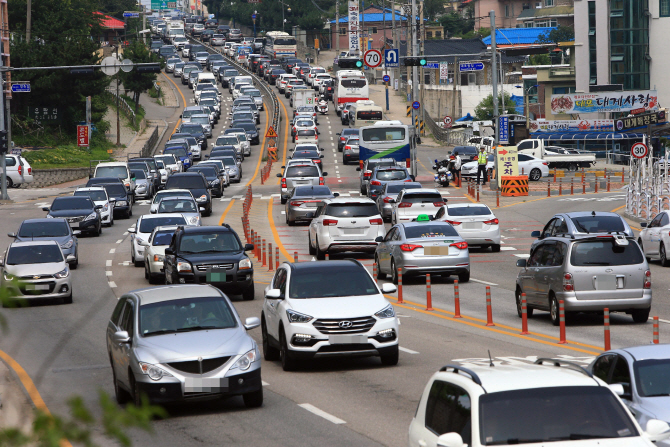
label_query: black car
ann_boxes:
[178,123,208,150]
[189,45,206,61]
[188,165,224,198]
[205,18,218,29]
[337,128,359,152]
[159,45,178,59]
[43,196,102,236]
[451,145,479,162]
[163,225,255,299]
[128,157,161,191]
[268,68,286,85]
[101,183,134,218]
[231,121,259,145]
[165,172,212,216]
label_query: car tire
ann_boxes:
[632,307,651,323]
[315,237,326,260]
[380,345,399,366]
[279,328,298,371]
[375,256,387,280]
[243,388,263,408]
[530,168,542,181]
[5,177,12,188]
[458,271,470,283]
[70,254,78,270]
[308,234,316,255]
[661,244,670,267]
[133,252,143,267]
[549,295,560,326]
[242,283,255,301]
[130,373,143,407]
[515,288,533,318]
[639,239,651,262]
[391,259,399,285]
[61,290,73,305]
[98,223,102,236]
[111,364,131,405]
[491,244,501,253]
[262,316,280,361]
[286,214,295,226]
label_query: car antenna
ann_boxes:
[488,350,495,367]
[592,210,596,216]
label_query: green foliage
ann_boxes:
[423,0,446,21]
[474,92,518,120]
[439,12,474,38]
[536,25,574,44]
[528,53,551,65]
[20,136,115,169]
[214,0,333,31]
[461,27,490,39]
[98,0,138,19]
[117,40,161,114]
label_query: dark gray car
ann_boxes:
[284,185,337,226]
[376,181,423,221]
[8,218,80,268]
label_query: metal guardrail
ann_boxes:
[142,126,160,157]
[107,88,136,127]
[423,109,471,145]
[152,80,161,98]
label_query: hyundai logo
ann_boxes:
[338,321,353,328]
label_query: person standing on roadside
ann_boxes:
[450,154,461,186]
[476,146,488,185]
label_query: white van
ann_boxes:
[92,162,135,192]
[1,154,34,188]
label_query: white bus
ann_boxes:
[334,70,369,107]
[349,100,384,128]
[263,31,297,58]
[359,121,417,176]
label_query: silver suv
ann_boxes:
[532,211,634,248]
[516,235,651,325]
[279,163,326,202]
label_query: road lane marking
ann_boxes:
[106,260,112,267]
[108,281,117,288]
[218,199,236,225]
[161,71,185,134]
[470,279,498,286]
[399,347,419,354]
[109,248,115,254]
[514,254,530,258]
[262,381,270,386]
[298,404,346,424]
[106,271,112,276]
[116,239,122,244]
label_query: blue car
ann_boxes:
[164,146,191,170]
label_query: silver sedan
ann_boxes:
[106,284,263,407]
[375,221,470,284]
[284,185,336,225]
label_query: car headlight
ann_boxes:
[116,200,128,206]
[230,348,258,371]
[286,309,313,323]
[84,212,97,221]
[189,216,200,225]
[3,271,16,281]
[102,204,109,212]
[54,267,69,279]
[239,258,252,270]
[153,254,164,262]
[46,214,54,218]
[60,239,74,249]
[375,304,395,319]
[210,178,220,185]
[196,195,207,203]
[138,362,173,381]
[177,261,192,273]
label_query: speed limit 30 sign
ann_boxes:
[631,142,649,159]
[364,49,382,68]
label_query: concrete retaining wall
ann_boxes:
[27,167,89,189]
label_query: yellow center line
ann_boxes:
[161,71,185,134]
[276,93,290,185]
[218,199,236,225]
[246,104,271,185]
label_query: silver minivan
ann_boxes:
[515,235,651,325]
[279,163,326,203]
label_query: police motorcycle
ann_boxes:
[432,159,453,187]
[316,99,329,115]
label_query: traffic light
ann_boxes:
[0,130,8,155]
[136,63,161,73]
[403,57,427,66]
[338,58,363,69]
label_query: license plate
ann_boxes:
[206,269,226,282]
[596,275,617,290]
[184,377,229,393]
[423,246,450,256]
[462,222,481,230]
[342,228,364,235]
[68,218,77,223]
[26,283,49,291]
[329,335,367,344]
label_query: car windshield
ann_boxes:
[404,224,459,239]
[288,265,377,298]
[165,148,187,158]
[387,183,422,194]
[102,184,126,197]
[131,170,146,180]
[366,160,395,170]
[18,221,69,238]
[7,244,64,265]
[237,123,256,132]
[479,386,637,445]
[570,240,644,266]
[224,70,239,76]
[74,190,107,201]
[156,155,176,165]
[190,168,216,179]
[190,116,209,125]
[286,166,319,178]
[402,193,443,204]
[570,215,626,234]
[140,296,237,337]
[139,216,186,234]
[96,166,127,179]
[180,125,203,135]
[298,130,315,136]
[158,199,197,213]
[294,186,331,196]
[51,198,92,211]
[196,52,209,58]
[167,176,206,189]
[446,206,492,216]
[634,359,670,397]
[325,203,378,218]
[375,170,408,181]
[152,230,175,246]
[178,232,241,253]
[219,157,236,166]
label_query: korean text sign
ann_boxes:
[496,146,518,177]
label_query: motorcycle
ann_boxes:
[317,102,329,115]
[432,159,453,187]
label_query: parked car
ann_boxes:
[640,211,670,265]
[1,154,33,188]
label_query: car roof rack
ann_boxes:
[439,364,485,389]
[534,358,594,379]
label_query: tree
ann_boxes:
[423,0,446,22]
[117,40,161,113]
[536,25,574,45]
[474,92,518,120]
[439,11,474,38]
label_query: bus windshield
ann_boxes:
[362,127,406,142]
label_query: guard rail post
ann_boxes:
[604,308,611,351]
[558,300,567,344]
[520,293,529,335]
[425,274,433,311]
[653,316,659,344]
[397,268,403,304]
[454,280,461,318]
[485,286,494,326]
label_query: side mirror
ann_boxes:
[42,206,50,212]
[164,247,174,255]
[150,209,157,214]
[109,197,116,202]
[356,167,361,171]
[66,254,76,263]
[0,260,4,267]
[73,230,82,236]
[276,173,282,177]
[244,243,254,251]
[112,330,131,344]
[336,132,341,136]
[443,197,449,202]
[127,228,136,233]
[375,236,384,242]
[436,433,464,447]
[388,199,396,203]
[333,192,340,197]
[531,230,541,238]
[7,232,16,238]
[381,283,397,294]
[516,259,528,268]
[265,289,282,299]
[138,240,149,247]
[641,222,648,228]
[320,155,324,158]
[645,419,670,443]
[322,172,328,176]
[244,316,260,330]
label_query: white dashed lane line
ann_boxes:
[106,260,112,267]
[109,248,116,254]
[108,281,117,288]
[298,404,346,425]
[399,347,419,355]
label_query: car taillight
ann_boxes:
[340,137,346,141]
[18,166,22,175]
[398,202,412,208]
[383,196,394,203]
[319,177,324,185]
[563,272,574,291]
[400,244,422,252]
[28,167,32,175]
[281,179,287,188]
[370,180,381,186]
[293,126,296,132]
[445,220,461,225]
[404,179,413,182]
[369,218,383,225]
[543,162,548,166]
[315,134,318,140]
[290,201,304,206]
[645,270,651,289]
[450,241,468,250]
[323,219,338,226]
[483,218,499,225]
[344,145,351,151]
[363,171,372,178]
[433,201,446,207]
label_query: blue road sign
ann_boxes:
[252,14,257,19]
[412,101,420,110]
[123,12,140,18]
[499,116,509,144]
[382,75,390,83]
[384,49,399,67]
[425,63,439,69]
[459,62,484,72]
[11,83,30,93]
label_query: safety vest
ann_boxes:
[478,153,487,165]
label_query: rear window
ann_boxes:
[324,203,379,218]
[446,206,492,216]
[404,224,459,239]
[74,190,107,202]
[341,79,366,88]
[402,193,443,203]
[102,184,127,197]
[570,240,644,266]
[367,159,396,170]
[298,130,315,136]
[131,170,146,179]
[286,166,319,178]
[357,110,383,120]
[166,175,207,189]
[387,183,422,194]
[294,186,331,196]
[375,170,408,181]
[570,216,626,234]
[139,216,187,234]
[362,127,405,142]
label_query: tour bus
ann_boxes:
[264,31,297,58]
[349,100,384,128]
[359,121,417,176]
[334,70,369,108]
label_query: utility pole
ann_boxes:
[142,5,147,45]
[392,1,397,89]
[336,0,340,55]
[452,56,458,119]
[0,74,7,201]
[419,0,424,136]
[411,0,418,135]
[26,0,31,42]
[490,10,499,187]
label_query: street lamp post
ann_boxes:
[281,0,291,32]
[519,84,539,130]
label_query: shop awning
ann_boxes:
[530,132,645,140]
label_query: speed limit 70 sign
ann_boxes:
[631,142,649,159]
[364,49,382,68]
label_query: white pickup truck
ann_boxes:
[516,138,596,171]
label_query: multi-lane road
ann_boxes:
[0,40,666,447]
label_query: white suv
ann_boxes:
[1,154,33,188]
[409,359,670,447]
[308,197,385,260]
[261,259,399,371]
[391,188,446,225]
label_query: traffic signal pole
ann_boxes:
[490,10,499,188]
[0,73,7,201]
[410,0,418,141]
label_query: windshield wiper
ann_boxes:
[143,329,179,336]
[582,261,611,265]
[175,325,219,332]
[487,439,546,445]
[646,393,670,397]
[573,220,590,234]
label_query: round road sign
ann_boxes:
[252,13,256,19]
[382,74,390,83]
[364,49,382,68]
[443,115,452,128]
[100,56,120,76]
[412,101,420,110]
[631,142,649,159]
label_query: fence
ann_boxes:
[141,126,160,157]
[423,108,472,145]
[106,88,136,127]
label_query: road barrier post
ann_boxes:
[582,178,586,194]
[558,300,567,344]
[485,286,494,326]
[325,253,330,260]
[654,316,659,344]
[553,168,557,182]
[581,167,585,184]
[268,243,273,271]
[373,263,378,284]
[425,274,433,311]
[621,167,625,183]
[293,251,298,263]
[262,239,267,266]
[547,181,551,197]
[397,268,403,304]
[256,234,261,259]
[607,174,611,192]
[496,188,500,207]
[559,178,562,196]
[454,280,461,318]
[595,177,598,193]
[275,247,279,270]
[604,308,611,351]
[251,230,256,255]
[571,177,574,195]
[520,293,529,335]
